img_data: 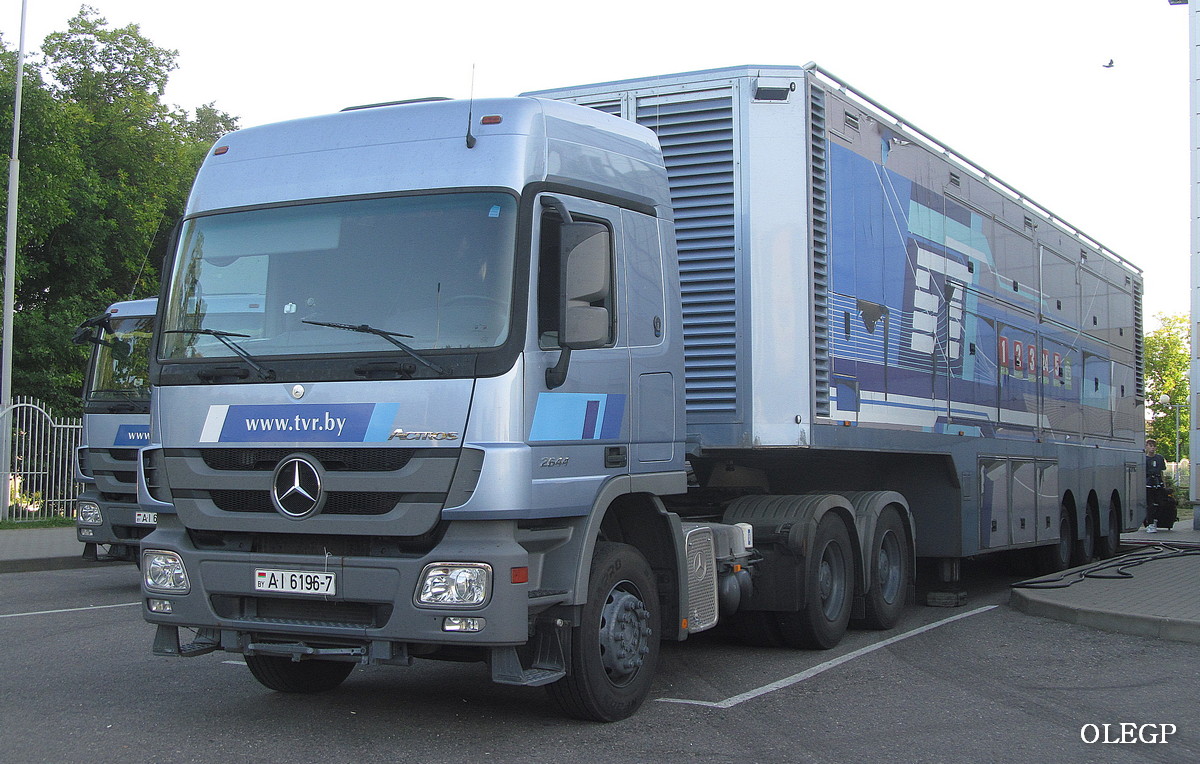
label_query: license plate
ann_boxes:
[255,569,336,596]
[135,512,157,525]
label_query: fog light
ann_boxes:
[443,617,486,633]
[78,501,103,525]
[143,550,190,593]
[147,598,173,613]
[79,528,95,538]
[417,563,491,607]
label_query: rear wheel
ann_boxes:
[1072,509,1096,566]
[245,654,355,693]
[1037,509,1073,574]
[546,542,660,722]
[1097,504,1122,559]
[861,507,909,630]
[777,514,853,649]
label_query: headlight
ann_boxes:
[143,550,190,593]
[417,563,491,607]
[77,501,103,525]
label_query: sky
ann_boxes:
[5,0,1194,323]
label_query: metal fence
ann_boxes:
[4,396,82,522]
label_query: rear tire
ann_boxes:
[546,542,660,722]
[1036,509,1073,574]
[1072,509,1096,566]
[776,514,853,649]
[245,654,355,693]
[1097,504,1122,559]
[861,507,909,630]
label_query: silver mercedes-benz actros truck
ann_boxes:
[138,65,1142,721]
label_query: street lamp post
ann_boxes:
[1,0,29,523]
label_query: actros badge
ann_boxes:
[271,455,324,518]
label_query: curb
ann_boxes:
[1009,588,1200,645]
[0,556,97,575]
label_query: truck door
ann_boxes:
[525,194,632,515]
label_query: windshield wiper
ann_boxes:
[89,389,149,398]
[302,320,448,375]
[163,328,276,381]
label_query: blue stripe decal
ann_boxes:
[530,393,627,442]
[113,424,151,447]
[600,396,626,438]
[208,403,376,443]
[582,400,600,439]
[364,403,401,442]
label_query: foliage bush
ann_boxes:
[0,7,237,415]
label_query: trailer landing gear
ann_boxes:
[924,557,967,607]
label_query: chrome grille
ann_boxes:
[209,490,403,515]
[200,448,415,472]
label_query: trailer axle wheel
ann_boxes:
[862,507,909,630]
[777,514,853,649]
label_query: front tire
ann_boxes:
[546,542,660,722]
[245,654,355,693]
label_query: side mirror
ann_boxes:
[71,326,97,346]
[559,222,611,349]
[72,312,113,345]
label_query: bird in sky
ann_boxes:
[1103,59,1114,68]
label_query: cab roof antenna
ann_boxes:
[465,64,477,149]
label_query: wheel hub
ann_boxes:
[598,584,653,685]
[817,542,847,619]
[877,531,902,603]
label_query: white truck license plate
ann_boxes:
[255,569,336,595]
[135,512,157,525]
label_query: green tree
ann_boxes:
[1144,312,1190,463]
[0,6,237,415]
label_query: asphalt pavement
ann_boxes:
[3,512,1199,644]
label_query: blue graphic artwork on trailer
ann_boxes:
[826,141,1092,437]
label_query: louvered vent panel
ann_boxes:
[809,85,831,418]
[1132,282,1144,401]
[634,93,738,416]
[583,99,623,117]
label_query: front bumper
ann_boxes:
[140,518,559,651]
[77,497,157,546]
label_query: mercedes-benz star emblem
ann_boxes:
[271,456,323,518]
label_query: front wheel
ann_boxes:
[245,654,355,693]
[546,542,660,722]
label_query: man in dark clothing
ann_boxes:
[1144,439,1173,531]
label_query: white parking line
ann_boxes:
[657,605,999,709]
[0,602,141,620]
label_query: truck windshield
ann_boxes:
[160,193,518,361]
[88,315,154,402]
